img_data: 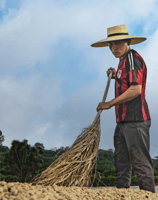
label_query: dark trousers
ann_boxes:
[113,120,155,193]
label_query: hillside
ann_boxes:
[1,145,158,168]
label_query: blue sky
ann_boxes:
[0,0,158,159]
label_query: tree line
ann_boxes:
[1,132,158,186]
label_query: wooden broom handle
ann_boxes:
[92,72,112,125]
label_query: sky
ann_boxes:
[0,0,158,159]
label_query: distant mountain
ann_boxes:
[97,149,158,168]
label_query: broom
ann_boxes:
[31,72,112,187]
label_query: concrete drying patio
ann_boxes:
[92,186,158,193]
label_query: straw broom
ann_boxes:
[31,73,112,187]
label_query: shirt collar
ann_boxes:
[119,48,132,61]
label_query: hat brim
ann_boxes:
[91,35,147,47]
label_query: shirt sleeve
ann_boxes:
[128,51,144,85]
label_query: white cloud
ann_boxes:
[0,0,156,74]
[35,123,52,135]
[0,74,64,147]
[0,0,156,72]
[0,0,6,10]
[0,0,158,158]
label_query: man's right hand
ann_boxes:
[107,67,116,79]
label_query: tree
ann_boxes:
[107,149,114,153]
[59,146,64,151]
[0,131,4,146]
[2,139,44,182]
[65,146,69,150]
[0,146,9,153]
[154,156,158,160]
[34,142,45,149]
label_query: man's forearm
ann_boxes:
[110,84,142,107]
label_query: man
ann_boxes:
[91,25,155,193]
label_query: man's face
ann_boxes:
[109,40,129,58]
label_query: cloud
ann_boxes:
[0,0,157,75]
[35,123,52,135]
[0,0,6,10]
[0,0,158,158]
[0,74,64,147]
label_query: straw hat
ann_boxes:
[91,25,147,47]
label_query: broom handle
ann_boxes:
[92,72,112,125]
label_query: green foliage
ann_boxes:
[0,146,9,162]
[1,140,44,182]
[34,142,45,149]
[104,176,116,186]
[0,153,4,162]
[93,175,116,187]
[0,130,4,146]
[40,150,56,165]
[97,150,114,168]
[40,156,55,164]
[154,176,158,183]
[0,146,9,153]
[152,159,158,167]
[154,166,158,176]
[91,175,106,187]
[96,165,108,174]
[91,172,116,187]
[132,170,136,176]
[92,165,158,187]
[91,165,116,187]
[2,143,158,187]
[1,166,16,176]
[131,176,138,186]
[103,168,115,177]
[0,174,20,182]
[42,150,57,157]
[39,148,67,167]
[94,165,115,177]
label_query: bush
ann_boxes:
[103,168,115,177]
[2,140,44,182]
[91,175,106,187]
[92,174,158,187]
[97,165,108,174]
[94,165,115,176]
[0,146,9,153]
[131,176,138,186]
[0,174,20,182]
[91,174,116,187]
[154,167,158,176]
[154,176,158,183]
[103,176,116,186]
[1,166,16,176]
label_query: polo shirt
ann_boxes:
[115,49,151,123]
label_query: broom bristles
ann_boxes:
[31,116,101,187]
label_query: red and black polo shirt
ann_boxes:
[115,49,151,123]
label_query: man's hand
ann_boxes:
[96,102,112,112]
[107,67,116,79]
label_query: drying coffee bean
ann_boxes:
[0,181,158,199]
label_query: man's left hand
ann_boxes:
[96,102,112,112]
